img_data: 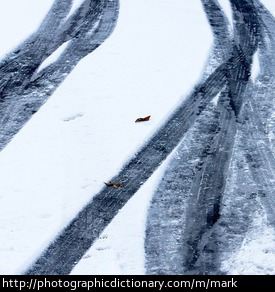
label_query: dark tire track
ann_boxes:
[201,0,275,274]
[0,0,119,151]
[24,59,229,275]
[182,91,237,274]
[25,0,268,276]
[1,0,271,275]
[145,0,264,275]
[145,93,233,275]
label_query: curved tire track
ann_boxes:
[145,0,265,275]
[2,0,272,275]
[24,59,228,275]
[0,0,119,151]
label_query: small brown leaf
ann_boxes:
[135,115,151,123]
[104,182,123,188]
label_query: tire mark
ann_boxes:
[182,0,263,274]
[0,0,120,151]
[183,91,237,274]
[18,0,275,275]
[24,61,228,275]
[145,0,263,275]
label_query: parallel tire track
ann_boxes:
[145,0,265,275]
[0,0,119,151]
[10,0,275,275]
[25,62,228,275]
[26,0,267,275]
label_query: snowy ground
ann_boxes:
[0,0,275,275]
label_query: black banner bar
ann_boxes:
[1,275,274,291]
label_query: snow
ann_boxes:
[66,0,86,20]
[261,0,275,16]
[222,209,275,275]
[0,0,54,59]
[217,0,234,31]
[251,49,261,83]
[0,0,275,275]
[36,41,71,74]
[71,148,176,275]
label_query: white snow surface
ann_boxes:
[261,0,275,16]
[36,41,71,74]
[0,0,275,275]
[0,0,54,59]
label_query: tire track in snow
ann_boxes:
[25,61,228,275]
[26,0,263,275]
[215,2,275,273]
[183,0,275,274]
[0,0,119,151]
[186,0,263,274]
[22,0,275,275]
[145,0,264,275]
